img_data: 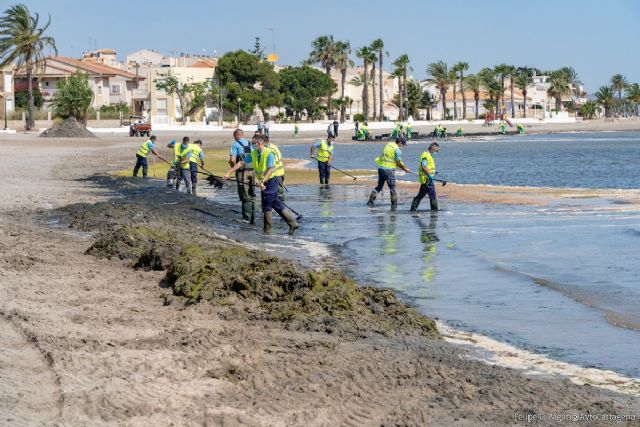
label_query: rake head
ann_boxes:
[206,175,225,189]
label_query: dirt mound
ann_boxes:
[40,117,95,138]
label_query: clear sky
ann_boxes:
[13,0,640,92]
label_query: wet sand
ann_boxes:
[1,133,640,426]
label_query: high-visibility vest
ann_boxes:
[252,148,284,181]
[418,151,436,184]
[179,144,192,169]
[316,140,334,162]
[267,143,285,177]
[375,142,399,169]
[136,140,153,157]
[189,144,202,164]
[173,142,182,162]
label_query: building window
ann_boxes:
[97,86,102,95]
[110,84,121,95]
[157,98,168,116]
[45,81,49,86]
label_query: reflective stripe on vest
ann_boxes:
[179,145,192,169]
[136,140,153,157]
[418,151,436,184]
[316,140,334,163]
[189,144,202,163]
[268,143,285,177]
[375,142,399,169]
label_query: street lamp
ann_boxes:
[237,97,241,126]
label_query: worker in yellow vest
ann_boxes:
[310,134,335,188]
[367,135,412,209]
[410,142,440,211]
[225,134,299,234]
[265,135,285,202]
[175,137,194,195]
[188,139,205,196]
[133,135,165,178]
[165,140,180,187]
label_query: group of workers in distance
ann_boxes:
[133,127,443,236]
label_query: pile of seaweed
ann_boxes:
[56,186,439,339]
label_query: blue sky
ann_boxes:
[13,0,640,92]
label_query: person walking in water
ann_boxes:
[367,135,412,209]
[188,139,205,196]
[133,135,165,178]
[410,142,440,212]
[225,134,299,234]
[310,135,335,188]
[228,129,256,224]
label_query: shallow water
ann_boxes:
[208,132,640,377]
[281,131,640,189]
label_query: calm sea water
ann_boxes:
[208,132,640,377]
[280,131,640,189]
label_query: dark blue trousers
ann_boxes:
[317,161,331,184]
[261,176,285,213]
[374,168,397,195]
[133,154,148,177]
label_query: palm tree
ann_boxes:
[493,64,512,114]
[388,67,403,120]
[334,40,352,123]
[365,47,378,120]
[420,90,437,120]
[307,35,337,117]
[478,68,502,117]
[506,66,517,117]
[610,74,628,101]
[595,86,615,118]
[450,65,459,120]
[371,38,386,120]
[426,61,452,120]
[0,4,57,130]
[393,54,411,120]
[626,82,640,117]
[356,46,375,120]
[547,70,571,113]
[464,74,481,119]
[580,100,597,119]
[514,72,533,118]
[454,62,469,119]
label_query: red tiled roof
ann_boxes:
[188,58,217,68]
[15,56,143,80]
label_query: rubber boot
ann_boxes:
[390,193,398,210]
[282,210,299,235]
[191,183,197,196]
[367,190,377,206]
[263,211,273,233]
[430,199,439,211]
[410,197,420,212]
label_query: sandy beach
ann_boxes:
[1,129,640,426]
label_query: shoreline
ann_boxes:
[1,134,639,424]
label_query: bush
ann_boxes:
[52,70,94,121]
[15,88,44,109]
[353,113,366,122]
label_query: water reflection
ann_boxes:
[412,213,439,285]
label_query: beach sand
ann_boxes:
[1,132,639,426]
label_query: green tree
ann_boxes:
[405,80,423,119]
[547,70,571,113]
[155,71,208,124]
[426,61,452,120]
[514,72,533,118]
[216,50,283,123]
[307,35,337,117]
[419,90,437,120]
[454,62,469,119]
[464,74,481,119]
[393,54,411,120]
[52,70,94,123]
[493,64,513,113]
[279,66,336,123]
[478,68,502,116]
[626,82,640,117]
[334,40,352,123]
[364,45,378,120]
[14,87,43,109]
[595,86,615,117]
[0,3,57,129]
[450,65,460,119]
[610,74,628,101]
[371,38,387,120]
[580,100,597,119]
[249,37,265,60]
[356,46,375,120]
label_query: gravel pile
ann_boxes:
[40,117,95,138]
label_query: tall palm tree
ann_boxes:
[547,70,571,113]
[506,66,517,117]
[393,54,411,121]
[450,65,459,120]
[464,74,481,119]
[0,4,57,130]
[610,74,629,101]
[356,46,374,120]
[478,68,502,117]
[365,47,378,120]
[493,64,512,114]
[388,67,403,120]
[334,40,352,123]
[514,72,533,118]
[307,35,337,117]
[454,62,469,119]
[626,82,640,117]
[595,86,615,118]
[426,61,452,120]
[371,38,386,120]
